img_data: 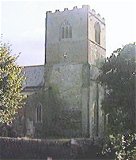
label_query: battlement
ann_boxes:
[89,9,105,24]
[46,4,90,14]
[46,5,105,24]
[55,9,60,12]
[82,5,90,9]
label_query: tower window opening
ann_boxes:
[94,22,101,45]
[60,21,72,39]
[69,26,72,38]
[62,27,64,39]
[65,26,69,38]
[36,103,42,123]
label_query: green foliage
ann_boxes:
[103,134,136,160]
[98,43,136,135]
[0,41,26,124]
[98,43,136,159]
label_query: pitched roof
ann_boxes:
[22,65,44,89]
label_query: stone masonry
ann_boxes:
[14,5,106,139]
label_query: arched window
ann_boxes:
[94,22,101,45]
[69,26,72,38]
[62,27,64,39]
[65,26,69,38]
[36,103,42,123]
[60,20,72,39]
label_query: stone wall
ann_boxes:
[14,5,106,139]
[49,63,83,110]
[0,137,113,159]
[45,63,88,137]
[89,66,105,138]
[88,13,106,65]
[46,6,88,64]
[88,11,106,49]
[44,5,106,138]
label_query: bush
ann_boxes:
[102,133,136,160]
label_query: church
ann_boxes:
[14,5,106,139]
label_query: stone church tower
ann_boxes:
[13,5,106,139]
[44,5,106,138]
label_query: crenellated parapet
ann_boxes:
[90,9,105,24]
[45,5,91,14]
[46,5,105,24]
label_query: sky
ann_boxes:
[0,0,136,66]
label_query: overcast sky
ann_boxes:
[1,0,136,66]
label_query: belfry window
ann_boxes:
[65,26,69,38]
[60,20,72,39]
[36,103,42,123]
[62,27,64,39]
[94,22,101,45]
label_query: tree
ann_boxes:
[0,41,25,124]
[98,44,136,160]
[98,43,136,135]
